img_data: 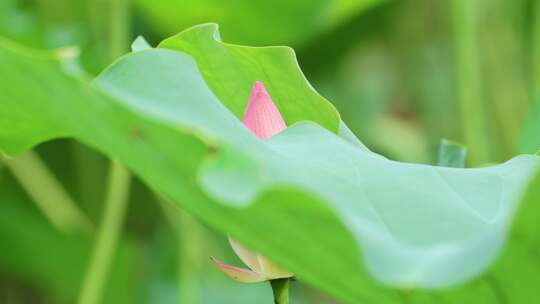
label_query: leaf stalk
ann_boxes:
[270,278,290,304]
[77,160,130,304]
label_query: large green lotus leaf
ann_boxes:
[135,0,382,47]
[0,36,389,304]
[1,25,539,303]
[107,24,540,287]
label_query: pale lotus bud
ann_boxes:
[212,81,293,283]
[242,81,287,140]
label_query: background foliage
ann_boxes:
[0,0,539,303]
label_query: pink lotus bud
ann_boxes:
[212,81,293,283]
[242,81,287,140]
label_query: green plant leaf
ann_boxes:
[403,167,540,303]
[1,25,539,304]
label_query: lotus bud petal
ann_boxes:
[211,257,267,283]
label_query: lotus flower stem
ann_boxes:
[534,1,540,95]
[451,0,490,164]
[159,197,204,304]
[78,1,132,303]
[270,278,290,304]
[2,151,92,233]
[78,160,131,304]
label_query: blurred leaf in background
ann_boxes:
[302,0,538,163]
[134,0,384,47]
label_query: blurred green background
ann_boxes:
[0,0,539,303]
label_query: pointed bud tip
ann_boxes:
[251,80,266,95]
[249,81,272,105]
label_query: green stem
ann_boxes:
[72,143,105,221]
[177,211,204,304]
[533,0,540,97]
[451,0,490,165]
[160,199,204,304]
[78,0,131,302]
[89,0,130,66]
[77,160,130,304]
[109,0,129,60]
[2,151,91,233]
[270,278,290,304]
